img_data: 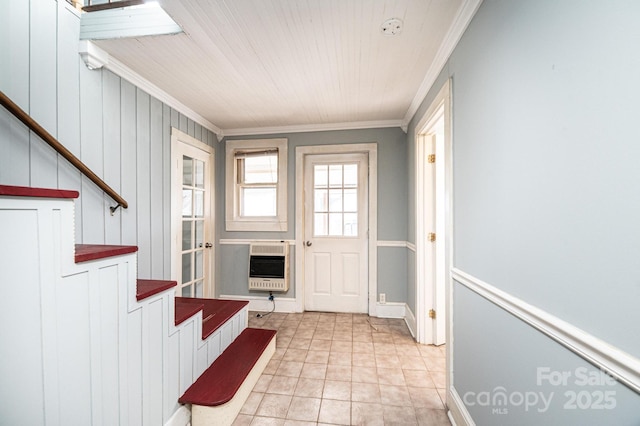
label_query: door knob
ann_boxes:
[305,241,312,247]
[205,242,213,248]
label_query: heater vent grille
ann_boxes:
[249,242,289,292]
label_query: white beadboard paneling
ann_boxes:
[103,70,123,244]
[150,97,164,278]
[120,79,138,246]
[30,0,58,188]
[136,88,151,277]
[0,209,45,426]
[97,264,121,425]
[162,103,172,279]
[127,308,143,426]
[147,298,165,426]
[79,5,182,40]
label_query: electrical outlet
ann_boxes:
[379,293,386,304]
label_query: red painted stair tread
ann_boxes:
[75,244,138,263]
[136,279,177,301]
[174,298,248,338]
[178,328,276,406]
[175,298,205,325]
[0,184,79,199]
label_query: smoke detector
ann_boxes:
[381,18,403,36]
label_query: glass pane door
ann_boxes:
[180,155,206,297]
[313,163,359,237]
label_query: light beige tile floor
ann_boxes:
[232,311,451,426]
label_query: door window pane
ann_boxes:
[195,159,204,188]
[182,220,192,251]
[194,190,204,217]
[329,165,342,187]
[344,213,358,236]
[195,220,204,248]
[183,156,193,186]
[195,281,203,298]
[195,251,203,279]
[182,253,191,284]
[329,213,342,236]
[328,189,342,212]
[182,189,192,217]
[182,284,192,297]
[314,213,328,236]
[344,189,357,212]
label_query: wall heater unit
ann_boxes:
[248,242,289,292]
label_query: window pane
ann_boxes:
[182,220,192,251]
[195,160,204,188]
[344,189,357,212]
[241,187,276,216]
[195,220,204,248]
[182,189,192,217]
[328,189,342,212]
[314,189,328,212]
[329,213,342,235]
[195,251,203,279]
[182,253,192,284]
[344,164,357,187]
[183,156,193,186]
[329,165,342,187]
[314,165,328,188]
[344,213,358,236]
[314,213,328,236]
[242,154,278,184]
[195,281,203,298]
[194,190,204,217]
[182,284,192,297]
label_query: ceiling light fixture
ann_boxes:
[381,18,403,36]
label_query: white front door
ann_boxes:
[171,129,214,298]
[303,153,369,313]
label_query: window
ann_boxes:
[226,138,288,231]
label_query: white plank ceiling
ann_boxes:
[93,0,467,136]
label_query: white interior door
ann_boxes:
[171,129,214,298]
[303,153,369,313]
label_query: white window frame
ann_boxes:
[225,138,288,231]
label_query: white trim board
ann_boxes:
[452,268,640,394]
[223,120,404,138]
[219,239,295,246]
[447,385,475,426]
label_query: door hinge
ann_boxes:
[428,154,436,163]
[428,232,436,242]
[429,309,436,319]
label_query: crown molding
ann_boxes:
[222,119,404,139]
[401,0,483,129]
[78,40,223,140]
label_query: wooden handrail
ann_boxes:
[0,90,128,211]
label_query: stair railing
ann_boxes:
[0,90,128,214]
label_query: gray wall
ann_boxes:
[408,0,640,423]
[217,128,409,302]
[0,1,216,281]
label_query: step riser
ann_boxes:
[192,335,276,426]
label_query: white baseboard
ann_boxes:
[165,405,191,426]
[219,294,298,313]
[447,386,475,426]
[375,302,406,319]
[404,304,417,338]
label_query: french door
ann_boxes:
[171,129,214,298]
